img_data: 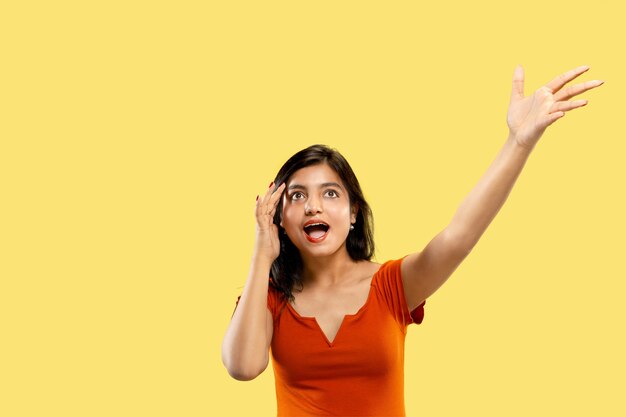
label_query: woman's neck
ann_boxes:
[300,247,360,288]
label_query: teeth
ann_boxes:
[305,223,327,228]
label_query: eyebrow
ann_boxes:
[287,182,344,191]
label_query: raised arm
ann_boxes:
[401,65,604,310]
[222,181,285,380]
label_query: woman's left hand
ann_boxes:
[506,65,604,150]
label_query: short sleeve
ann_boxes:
[374,257,426,329]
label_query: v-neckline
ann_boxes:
[286,273,378,347]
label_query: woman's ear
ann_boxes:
[351,203,359,223]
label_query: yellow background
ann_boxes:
[1,1,624,416]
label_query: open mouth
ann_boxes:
[303,222,330,242]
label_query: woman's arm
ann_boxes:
[448,65,603,250]
[401,65,604,310]
[446,132,533,251]
[222,256,274,381]
[221,182,285,381]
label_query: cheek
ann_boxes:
[281,207,299,230]
[329,204,351,220]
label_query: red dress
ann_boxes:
[234,256,426,416]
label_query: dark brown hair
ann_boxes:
[270,144,375,304]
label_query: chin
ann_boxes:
[297,240,349,258]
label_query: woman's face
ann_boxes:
[280,163,357,258]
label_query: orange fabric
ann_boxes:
[234,256,426,417]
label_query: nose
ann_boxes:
[305,196,322,215]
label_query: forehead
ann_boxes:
[287,163,343,188]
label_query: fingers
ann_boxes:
[510,65,525,102]
[554,79,604,102]
[541,111,565,129]
[545,65,590,94]
[268,182,286,209]
[542,98,591,128]
[551,99,588,113]
[255,181,286,219]
[260,181,276,204]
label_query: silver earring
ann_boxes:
[350,224,354,231]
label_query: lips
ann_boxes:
[303,219,330,243]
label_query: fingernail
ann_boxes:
[256,195,259,201]
[269,181,274,188]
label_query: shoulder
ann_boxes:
[363,260,383,276]
[370,257,406,286]
[352,260,384,284]
[370,256,425,327]
[372,258,403,274]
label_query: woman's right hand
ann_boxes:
[253,181,286,264]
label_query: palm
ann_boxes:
[254,182,286,263]
[507,88,556,146]
[506,65,603,150]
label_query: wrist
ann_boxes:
[251,253,275,269]
[507,132,536,153]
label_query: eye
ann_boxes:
[291,191,305,200]
[325,189,339,198]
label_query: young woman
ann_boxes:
[222,65,603,416]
